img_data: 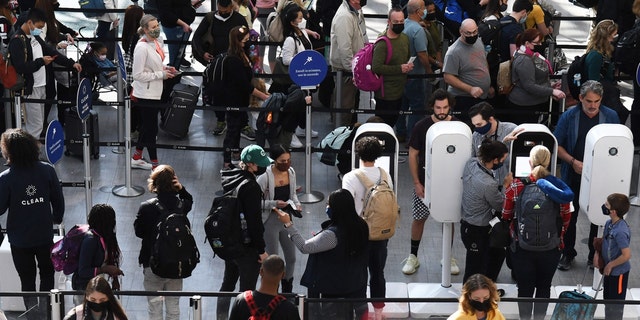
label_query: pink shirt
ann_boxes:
[256,0,277,9]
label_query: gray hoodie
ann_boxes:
[461,158,505,226]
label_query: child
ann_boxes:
[85,42,118,86]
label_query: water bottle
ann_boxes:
[573,73,581,88]
[485,44,492,53]
[240,213,250,244]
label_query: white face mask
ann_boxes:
[98,55,107,61]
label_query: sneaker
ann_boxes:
[241,125,256,141]
[295,127,319,138]
[401,254,420,275]
[212,121,226,135]
[440,258,460,275]
[558,255,574,271]
[290,134,303,148]
[180,58,191,68]
[131,158,152,170]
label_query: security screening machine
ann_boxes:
[350,123,399,190]
[580,124,633,290]
[408,121,471,318]
[508,124,558,179]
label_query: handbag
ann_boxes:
[489,220,511,248]
[272,57,292,87]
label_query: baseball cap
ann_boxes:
[240,145,273,167]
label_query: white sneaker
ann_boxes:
[401,254,420,275]
[295,127,318,138]
[441,258,460,275]
[131,158,152,170]
[290,134,303,148]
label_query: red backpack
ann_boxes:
[351,36,393,96]
[244,290,286,320]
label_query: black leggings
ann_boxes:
[135,98,160,161]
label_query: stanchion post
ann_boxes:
[113,62,125,154]
[82,120,92,217]
[335,70,342,115]
[441,222,452,288]
[190,295,202,320]
[298,90,324,204]
[297,293,306,320]
[112,97,144,197]
[50,289,62,320]
[13,92,21,129]
[4,89,10,129]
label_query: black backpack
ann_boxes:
[148,199,200,279]
[566,54,587,100]
[478,18,512,54]
[202,52,228,107]
[204,180,250,260]
[614,22,640,75]
[256,92,287,141]
[514,179,562,252]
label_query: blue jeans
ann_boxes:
[162,25,190,67]
[397,79,427,139]
[368,240,388,309]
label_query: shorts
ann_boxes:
[412,189,430,220]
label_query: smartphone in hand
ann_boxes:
[407,56,416,64]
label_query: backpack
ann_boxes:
[148,199,200,279]
[316,125,354,166]
[51,224,106,275]
[355,168,399,240]
[244,290,286,320]
[614,23,640,75]
[566,54,586,100]
[255,92,287,141]
[443,0,468,24]
[352,36,392,95]
[202,52,228,107]
[266,11,283,42]
[514,179,562,252]
[1,34,26,91]
[204,180,250,260]
[497,59,513,95]
[78,0,107,18]
[478,19,512,54]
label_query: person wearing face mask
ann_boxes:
[497,0,532,63]
[221,26,270,169]
[461,139,512,283]
[8,8,81,140]
[73,204,124,305]
[502,145,573,320]
[64,276,128,320]
[447,273,505,320]
[553,80,619,271]
[82,42,119,87]
[524,0,553,39]
[130,14,179,171]
[256,145,302,294]
[468,102,518,186]
[370,7,413,128]
[507,29,565,125]
[217,144,270,319]
[443,18,491,126]
[478,0,507,93]
[402,89,462,276]
[421,0,443,71]
[598,193,631,320]
[276,189,370,319]
[584,19,628,124]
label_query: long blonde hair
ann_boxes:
[586,19,618,58]
[529,145,550,179]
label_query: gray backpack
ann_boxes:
[515,179,562,251]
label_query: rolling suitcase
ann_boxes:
[64,108,100,159]
[550,269,603,320]
[160,83,200,138]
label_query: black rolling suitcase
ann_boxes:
[64,108,100,159]
[160,83,200,138]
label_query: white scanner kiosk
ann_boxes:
[508,124,558,178]
[351,123,399,190]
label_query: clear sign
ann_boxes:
[45,120,64,164]
[288,50,328,89]
[76,77,92,121]
[116,44,126,82]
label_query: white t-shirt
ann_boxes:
[342,166,393,216]
[30,35,46,88]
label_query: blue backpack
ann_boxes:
[443,0,468,24]
[78,0,107,18]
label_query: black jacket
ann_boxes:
[158,0,196,28]
[9,29,76,95]
[134,187,193,267]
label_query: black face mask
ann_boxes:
[359,0,367,7]
[425,13,436,21]
[86,301,108,312]
[391,23,404,34]
[255,166,267,176]
[469,299,492,312]
[499,3,508,11]
[218,11,231,18]
[465,34,478,45]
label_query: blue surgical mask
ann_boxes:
[520,14,528,24]
[31,27,42,37]
[325,206,332,219]
[474,122,492,135]
[421,9,428,20]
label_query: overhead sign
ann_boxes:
[76,77,92,121]
[45,120,64,164]
[289,50,328,89]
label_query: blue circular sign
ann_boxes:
[45,120,64,164]
[77,78,92,121]
[289,50,328,89]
